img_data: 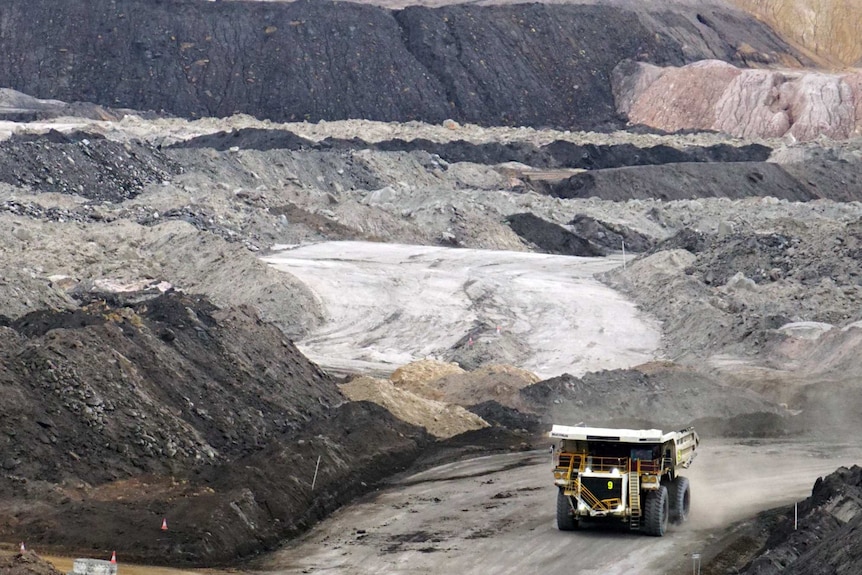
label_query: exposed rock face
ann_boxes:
[616,59,862,140]
[733,0,862,67]
[740,465,862,574]
[0,0,805,130]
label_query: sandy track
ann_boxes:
[263,242,660,378]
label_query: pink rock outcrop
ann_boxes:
[615,59,862,141]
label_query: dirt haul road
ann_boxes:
[256,440,862,575]
[262,242,660,378]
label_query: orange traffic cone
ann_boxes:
[161,518,168,531]
[19,542,25,553]
[110,551,117,564]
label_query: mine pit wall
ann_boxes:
[0,0,804,130]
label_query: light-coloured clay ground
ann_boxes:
[263,242,660,378]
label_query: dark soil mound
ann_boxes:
[569,214,654,253]
[468,401,541,432]
[366,139,770,170]
[0,289,462,565]
[732,465,862,575]
[505,213,606,256]
[0,130,180,202]
[171,128,317,152]
[0,0,804,130]
[782,159,862,201]
[689,412,803,438]
[1,292,340,484]
[521,365,784,432]
[176,129,772,172]
[408,427,537,473]
[536,141,771,170]
[0,552,63,575]
[652,228,709,255]
[17,401,430,566]
[686,232,797,287]
[679,224,862,297]
[0,292,437,565]
[543,162,822,202]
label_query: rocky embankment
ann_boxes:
[615,59,862,141]
[0,287,431,564]
[714,465,862,574]
[0,0,804,130]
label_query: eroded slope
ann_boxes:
[733,0,862,67]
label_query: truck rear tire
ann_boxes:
[556,489,578,531]
[667,476,691,524]
[642,485,669,536]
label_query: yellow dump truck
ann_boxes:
[550,424,699,536]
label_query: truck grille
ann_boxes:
[580,476,622,509]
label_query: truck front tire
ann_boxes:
[667,476,691,524]
[643,485,669,536]
[556,489,578,531]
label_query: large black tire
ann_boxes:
[667,476,691,524]
[556,489,578,531]
[642,485,669,536]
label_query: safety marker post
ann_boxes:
[311,455,322,491]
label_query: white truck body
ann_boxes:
[551,424,699,536]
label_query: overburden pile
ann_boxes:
[0,0,804,130]
[0,290,429,564]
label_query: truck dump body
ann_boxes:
[550,424,699,536]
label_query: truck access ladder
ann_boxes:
[628,471,641,530]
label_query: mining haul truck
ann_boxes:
[550,424,699,536]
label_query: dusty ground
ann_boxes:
[256,439,862,575]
